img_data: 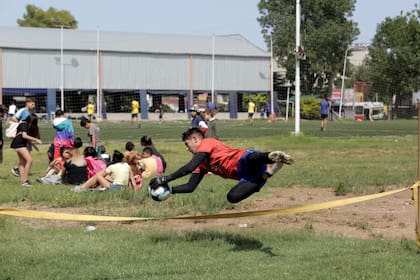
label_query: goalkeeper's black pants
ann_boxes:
[172,152,270,203]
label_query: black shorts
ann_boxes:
[321,114,328,120]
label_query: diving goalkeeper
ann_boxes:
[149,128,293,203]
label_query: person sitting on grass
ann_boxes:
[36,146,72,184]
[138,146,162,179]
[125,151,143,190]
[99,145,111,166]
[73,150,132,192]
[140,135,167,172]
[62,145,88,185]
[123,141,137,158]
[84,146,107,179]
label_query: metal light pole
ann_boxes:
[294,0,301,134]
[339,47,350,118]
[270,35,274,115]
[60,26,64,111]
[211,34,215,103]
[96,26,102,121]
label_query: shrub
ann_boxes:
[301,97,321,120]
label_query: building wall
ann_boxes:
[103,53,190,90]
[2,48,270,92]
[3,49,97,89]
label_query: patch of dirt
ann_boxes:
[17,186,417,240]
[145,186,416,240]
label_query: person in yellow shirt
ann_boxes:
[131,99,140,128]
[87,101,95,121]
[247,100,256,122]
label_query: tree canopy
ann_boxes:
[257,0,359,96]
[365,6,420,104]
[17,4,78,29]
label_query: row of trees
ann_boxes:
[257,0,419,106]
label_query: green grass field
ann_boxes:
[1,118,420,279]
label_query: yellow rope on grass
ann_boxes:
[0,183,417,223]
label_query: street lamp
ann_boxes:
[270,34,274,116]
[56,25,72,111]
[211,34,215,104]
[60,26,64,111]
[96,26,101,121]
[294,0,301,135]
[339,46,351,118]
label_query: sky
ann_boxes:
[0,0,418,51]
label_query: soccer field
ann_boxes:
[0,118,419,279]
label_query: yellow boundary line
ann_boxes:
[0,183,417,222]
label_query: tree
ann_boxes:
[258,0,359,96]
[366,6,420,107]
[17,5,78,29]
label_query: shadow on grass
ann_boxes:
[152,230,278,257]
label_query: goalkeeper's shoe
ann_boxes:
[268,151,294,165]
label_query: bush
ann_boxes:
[301,97,321,120]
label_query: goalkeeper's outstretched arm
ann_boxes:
[166,152,207,181]
[170,172,206,193]
[149,152,207,189]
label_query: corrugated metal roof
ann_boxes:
[0,26,268,57]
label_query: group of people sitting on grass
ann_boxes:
[8,101,166,190]
[73,137,166,192]
[38,135,165,193]
[33,111,166,192]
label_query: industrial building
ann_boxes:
[0,26,271,120]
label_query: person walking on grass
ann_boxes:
[189,105,208,134]
[10,98,36,177]
[203,108,218,139]
[87,100,95,121]
[149,127,293,203]
[80,116,102,157]
[7,100,17,122]
[131,99,141,128]
[320,96,330,131]
[10,113,42,187]
[247,99,256,122]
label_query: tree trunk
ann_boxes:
[327,76,334,98]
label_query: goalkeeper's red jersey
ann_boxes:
[194,138,246,179]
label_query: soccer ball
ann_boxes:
[148,183,171,201]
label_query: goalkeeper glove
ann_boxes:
[149,175,168,189]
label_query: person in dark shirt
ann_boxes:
[150,128,293,203]
[10,113,42,186]
[62,146,88,185]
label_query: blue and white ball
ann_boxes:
[148,183,171,201]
